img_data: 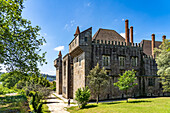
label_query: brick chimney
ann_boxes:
[162,35,166,42]
[130,26,133,43]
[125,19,129,45]
[152,34,155,58]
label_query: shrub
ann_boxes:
[75,86,91,108]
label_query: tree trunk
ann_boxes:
[125,90,128,103]
[96,94,99,104]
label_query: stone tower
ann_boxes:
[54,51,62,94]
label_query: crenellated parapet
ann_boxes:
[92,39,143,48]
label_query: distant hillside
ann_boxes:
[42,74,56,82]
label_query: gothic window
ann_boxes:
[102,55,110,66]
[64,62,66,78]
[119,56,125,66]
[97,40,99,43]
[131,57,138,67]
[148,78,155,86]
[101,40,103,43]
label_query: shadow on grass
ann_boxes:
[102,101,122,105]
[129,100,152,103]
[46,97,57,99]
[80,104,98,109]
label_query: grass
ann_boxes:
[0,94,29,113]
[41,101,51,113]
[67,97,170,113]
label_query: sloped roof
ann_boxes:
[92,28,125,42]
[140,40,162,56]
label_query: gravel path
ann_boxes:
[46,93,77,113]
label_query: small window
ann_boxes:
[75,39,77,44]
[79,57,81,66]
[131,57,138,67]
[85,37,87,42]
[148,78,155,86]
[119,56,125,66]
[101,40,103,43]
[97,40,100,43]
[108,41,110,44]
[102,55,110,66]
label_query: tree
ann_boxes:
[75,86,91,108]
[154,39,170,92]
[87,63,109,104]
[0,70,29,88]
[0,0,47,74]
[114,70,137,102]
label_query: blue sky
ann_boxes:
[1,0,170,75]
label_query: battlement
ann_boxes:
[92,39,143,48]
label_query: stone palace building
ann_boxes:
[54,19,168,100]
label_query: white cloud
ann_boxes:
[120,33,125,38]
[122,19,125,21]
[87,2,91,7]
[64,20,76,31]
[54,46,64,51]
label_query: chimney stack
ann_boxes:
[162,35,166,42]
[130,26,133,43]
[125,19,129,45]
[152,34,155,58]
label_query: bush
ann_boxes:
[75,86,91,108]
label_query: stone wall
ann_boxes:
[73,52,86,98]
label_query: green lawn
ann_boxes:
[67,97,170,113]
[0,94,29,113]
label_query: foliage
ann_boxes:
[87,63,109,104]
[0,71,29,88]
[0,84,16,95]
[154,39,170,92]
[0,0,47,73]
[29,91,43,113]
[75,86,91,108]
[52,81,56,91]
[114,70,137,102]
[67,97,170,113]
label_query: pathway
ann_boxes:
[46,93,77,113]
